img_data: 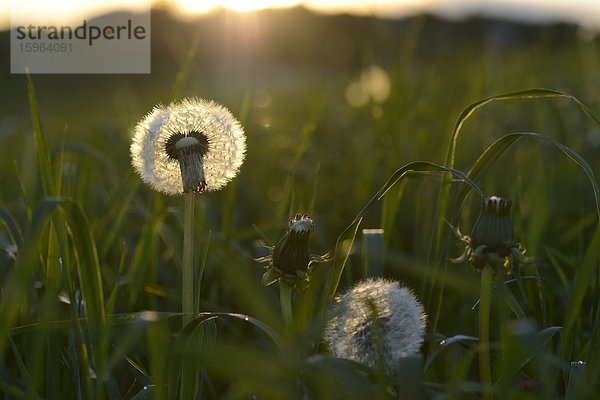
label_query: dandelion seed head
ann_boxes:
[324,278,427,372]
[131,98,246,195]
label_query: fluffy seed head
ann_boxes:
[324,278,427,372]
[131,98,246,195]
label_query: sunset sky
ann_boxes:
[3,0,600,29]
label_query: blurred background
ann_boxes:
[2,0,599,229]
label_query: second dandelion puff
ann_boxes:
[324,278,427,373]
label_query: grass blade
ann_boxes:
[0,207,23,248]
[203,312,283,349]
[454,132,600,219]
[444,88,600,169]
[57,199,106,328]
[8,337,40,399]
[26,74,56,196]
[561,225,600,357]
[130,385,154,400]
[424,335,478,371]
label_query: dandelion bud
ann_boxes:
[257,214,329,288]
[324,278,427,372]
[272,214,314,275]
[452,196,529,273]
[471,196,515,257]
[131,98,246,195]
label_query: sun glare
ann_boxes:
[3,0,599,30]
[8,0,150,25]
[176,0,300,13]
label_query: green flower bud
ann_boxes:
[471,196,515,257]
[272,214,314,275]
[257,214,330,288]
[451,196,530,274]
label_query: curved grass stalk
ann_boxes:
[455,132,600,219]
[323,161,484,307]
[10,311,283,350]
[444,89,600,171]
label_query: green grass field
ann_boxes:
[1,6,600,399]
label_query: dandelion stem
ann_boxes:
[479,263,493,400]
[182,192,195,327]
[279,281,293,325]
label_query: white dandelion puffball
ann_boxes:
[131,98,246,195]
[324,278,427,371]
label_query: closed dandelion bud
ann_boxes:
[257,214,329,288]
[131,98,246,195]
[273,214,314,274]
[452,195,530,273]
[324,278,427,373]
[471,196,514,257]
